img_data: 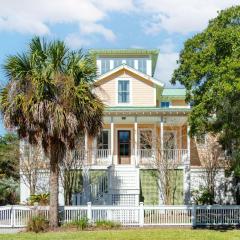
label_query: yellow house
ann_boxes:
[22,49,222,206]
[72,49,196,206]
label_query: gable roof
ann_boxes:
[95,64,164,87]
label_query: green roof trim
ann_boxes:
[105,106,190,112]
[162,88,186,96]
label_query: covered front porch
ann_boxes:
[77,109,191,168]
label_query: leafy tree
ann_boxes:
[0,133,19,179]
[0,177,19,205]
[172,6,240,202]
[0,133,19,205]
[171,7,240,163]
[0,37,104,227]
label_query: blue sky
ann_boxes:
[0,0,239,135]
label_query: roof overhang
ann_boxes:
[104,107,190,116]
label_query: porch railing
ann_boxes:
[94,149,111,165]
[137,149,188,165]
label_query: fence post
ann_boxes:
[87,202,92,223]
[10,206,15,227]
[139,202,144,227]
[191,204,196,228]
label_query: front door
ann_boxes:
[118,130,131,164]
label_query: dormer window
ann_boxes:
[138,59,147,73]
[126,59,134,68]
[118,80,130,103]
[114,59,122,68]
[101,59,110,74]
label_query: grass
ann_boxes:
[1,228,240,240]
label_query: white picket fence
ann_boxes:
[1,204,240,228]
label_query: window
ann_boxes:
[114,59,122,68]
[118,80,130,103]
[97,130,109,149]
[140,130,152,149]
[101,59,110,74]
[138,59,147,73]
[161,101,170,108]
[126,59,134,68]
[163,132,176,149]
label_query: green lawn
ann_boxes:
[1,228,240,240]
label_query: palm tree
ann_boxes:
[0,37,104,228]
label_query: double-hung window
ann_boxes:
[101,59,110,74]
[138,59,147,73]
[118,80,130,103]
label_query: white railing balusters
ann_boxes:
[137,149,188,165]
[1,204,240,228]
[94,149,111,166]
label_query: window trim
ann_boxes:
[115,78,132,105]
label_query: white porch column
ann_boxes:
[160,116,164,150]
[134,116,138,166]
[184,125,191,204]
[111,116,114,165]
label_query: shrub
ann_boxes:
[27,215,49,233]
[95,220,120,229]
[192,187,215,205]
[65,217,89,230]
[29,193,49,206]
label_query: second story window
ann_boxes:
[126,59,134,68]
[118,80,130,103]
[138,59,147,73]
[161,101,170,108]
[101,59,110,74]
[114,59,122,68]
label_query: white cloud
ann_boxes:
[0,0,134,39]
[140,0,240,34]
[154,52,180,87]
[80,22,116,42]
[159,38,176,53]
[65,33,90,48]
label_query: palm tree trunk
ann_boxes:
[49,141,60,228]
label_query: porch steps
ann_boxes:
[107,165,140,206]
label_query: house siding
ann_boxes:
[95,69,156,107]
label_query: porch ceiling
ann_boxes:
[103,116,188,125]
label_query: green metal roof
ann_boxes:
[90,49,159,55]
[162,88,186,96]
